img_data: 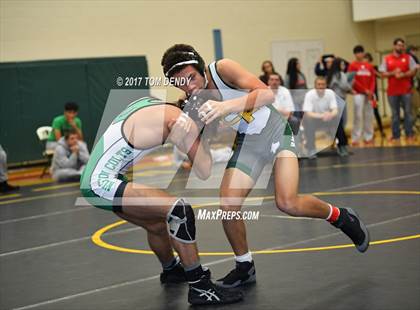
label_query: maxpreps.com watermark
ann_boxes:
[197,209,260,221]
[116,76,192,87]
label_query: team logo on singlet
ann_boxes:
[271,141,280,154]
[290,135,295,147]
[98,147,133,192]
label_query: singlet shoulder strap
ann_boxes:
[208,61,236,90]
[113,97,165,124]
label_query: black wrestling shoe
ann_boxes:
[160,264,211,284]
[332,208,370,253]
[188,277,243,305]
[337,145,349,157]
[0,181,20,194]
[215,261,256,288]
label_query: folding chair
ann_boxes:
[36,126,54,178]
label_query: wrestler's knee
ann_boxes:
[275,194,300,216]
[167,198,196,243]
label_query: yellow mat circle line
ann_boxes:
[91,222,420,255]
[91,190,420,256]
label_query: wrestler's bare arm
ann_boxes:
[217,59,274,113]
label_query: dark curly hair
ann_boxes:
[161,44,206,78]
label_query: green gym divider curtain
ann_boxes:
[0,56,149,164]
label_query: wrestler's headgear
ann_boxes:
[161,44,208,88]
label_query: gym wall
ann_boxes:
[1,0,376,96]
[374,16,420,51]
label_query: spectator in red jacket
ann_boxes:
[380,38,417,143]
[348,45,376,146]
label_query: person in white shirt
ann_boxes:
[303,76,348,157]
[267,73,294,117]
[267,72,302,136]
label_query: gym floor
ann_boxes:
[1,146,419,310]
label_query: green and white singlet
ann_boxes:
[80,97,164,211]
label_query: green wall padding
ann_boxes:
[0,56,149,164]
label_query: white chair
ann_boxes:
[36,126,54,178]
[36,126,52,141]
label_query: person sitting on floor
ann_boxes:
[50,130,90,182]
[303,76,348,158]
[0,144,20,193]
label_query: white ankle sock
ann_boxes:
[235,251,253,263]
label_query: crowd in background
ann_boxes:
[1,38,419,192]
[260,37,419,158]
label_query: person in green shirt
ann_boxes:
[46,102,84,150]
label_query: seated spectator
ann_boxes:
[0,144,20,193]
[303,77,348,158]
[259,60,277,85]
[267,72,301,135]
[50,130,89,182]
[46,102,84,151]
[315,54,335,77]
[267,73,294,117]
